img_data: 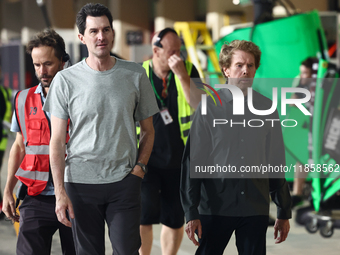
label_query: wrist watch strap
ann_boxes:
[136,162,148,174]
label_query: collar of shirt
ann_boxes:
[219,86,261,104]
[34,83,46,103]
[34,83,51,121]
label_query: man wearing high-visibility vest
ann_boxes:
[139,28,203,255]
[0,85,12,218]
[2,29,75,255]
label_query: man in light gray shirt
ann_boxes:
[43,3,158,255]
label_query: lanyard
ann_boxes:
[149,63,172,107]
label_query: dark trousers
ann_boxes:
[65,174,142,255]
[196,215,269,255]
[17,195,75,255]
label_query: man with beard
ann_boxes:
[2,29,75,255]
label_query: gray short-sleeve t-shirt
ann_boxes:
[43,58,158,184]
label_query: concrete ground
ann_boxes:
[1,137,340,255]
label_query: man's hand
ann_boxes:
[185,219,202,246]
[2,190,19,223]
[55,191,74,228]
[168,54,188,79]
[131,165,145,179]
[274,219,290,244]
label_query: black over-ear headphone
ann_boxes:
[62,52,70,63]
[56,40,70,62]
[153,28,178,48]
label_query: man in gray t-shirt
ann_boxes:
[43,3,158,254]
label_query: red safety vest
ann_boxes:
[14,85,69,196]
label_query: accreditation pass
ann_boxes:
[160,107,173,125]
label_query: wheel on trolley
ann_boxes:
[320,221,334,238]
[305,218,319,233]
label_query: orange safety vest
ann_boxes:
[14,86,69,196]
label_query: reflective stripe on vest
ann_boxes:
[15,167,50,181]
[16,89,30,145]
[25,145,50,155]
[141,60,193,145]
[14,86,50,196]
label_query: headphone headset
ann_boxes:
[153,28,178,48]
[56,40,70,63]
[62,52,70,63]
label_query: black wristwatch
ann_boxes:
[136,162,148,174]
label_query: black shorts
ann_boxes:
[140,166,184,228]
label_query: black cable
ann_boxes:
[250,11,273,41]
[276,0,292,17]
[39,4,51,28]
[317,29,327,60]
[250,0,298,41]
[282,0,298,14]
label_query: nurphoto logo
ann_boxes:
[200,84,312,128]
[198,82,222,107]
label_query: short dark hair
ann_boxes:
[26,29,65,61]
[301,57,317,70]
[76,3,113,35]
[219,40,261,78]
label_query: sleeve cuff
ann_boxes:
[277,207,292,219]
[185,209,200,223]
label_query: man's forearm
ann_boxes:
[3,136,25,220]
[50,140,66,196]
[137,127,155,165]
[178,75,191,106]
[179,76,204,110]
[168,55,203,109]
[4,142,25,194]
